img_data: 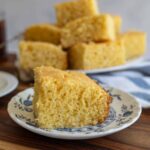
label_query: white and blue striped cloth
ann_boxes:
[89,64,150,109]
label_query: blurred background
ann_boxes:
[0,0,149,58]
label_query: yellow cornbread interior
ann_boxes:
[24,24,61,45]
[55,0,99,26]
[19,41,67,71]
[69,41,125,70]
[119,32,146,59]
[33,66,111,129]
[61,14,116,48]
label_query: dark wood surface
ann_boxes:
[0,54,150,150]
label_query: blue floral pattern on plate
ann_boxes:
[7,87,141,140]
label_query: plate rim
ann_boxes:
[7,87,142,140]
[75,56,144,74]
[0,71,18,98]
[16,56,144,75]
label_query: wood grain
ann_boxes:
[0,140,37,150]
[0,54,150,150]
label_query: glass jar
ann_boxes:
[0,11,6,58]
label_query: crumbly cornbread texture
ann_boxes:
[69,41,125,70]
[113,16,122,34]
[61,14,116,48]
[55,0,99,26]
[19,41,67,72]
[24,24,61,45]
[119,32,146,59]
[33,66,111,129]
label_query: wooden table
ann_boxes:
[0,54,150,150]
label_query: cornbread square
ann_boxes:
[19,41,67,72]
[24,24,61,45]
[61,14,116,48]
[119,32,146,59]
[68,41,125,70]
[33,66,111,129]
[113,16,122,34]
[55,0,99,26]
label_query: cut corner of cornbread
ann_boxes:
[24,23,61,45]
[112,15,122,34]
[119,31,146,59]
[55,0,99,26]
[68,41,126,70]
[101,13,122,35]
[19,41,68,80]
[33,66,111,129]
[61,14,116,48]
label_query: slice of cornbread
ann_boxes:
[19,41,67,73]
[68,41,125,70]
[33,66,111,129]
[61,14,116,48]
[113,15,122,34]
[24,24,61,45]
[55,0,99,26]
[119,32,146,59]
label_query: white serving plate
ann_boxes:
[78,56,144,74]
[16,56,144,82]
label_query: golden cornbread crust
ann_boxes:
[113,15,122,34]
[24,24,61,45]
[61,15,116,48]
[101,14,122,34]
[119,31,146,59]
[55,0,99,26]
[61,14,116,48]
[33,66,111,129]
[69,41,126,70]
[19,41,67,72]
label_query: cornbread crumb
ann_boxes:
[68,41,125,70]
[24,24,61,45]
[61,14,116,48]
[55,0,99,26]
[119,31,146,59]
[19,41,67,73]
[33,66,111,129]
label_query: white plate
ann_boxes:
[7,87,141,140]
[16,56,144,82]
[78,56,144,74]
[0,71,18,97]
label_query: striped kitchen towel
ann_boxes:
[89,67,150,108]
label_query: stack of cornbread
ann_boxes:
[18,0,146,80]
